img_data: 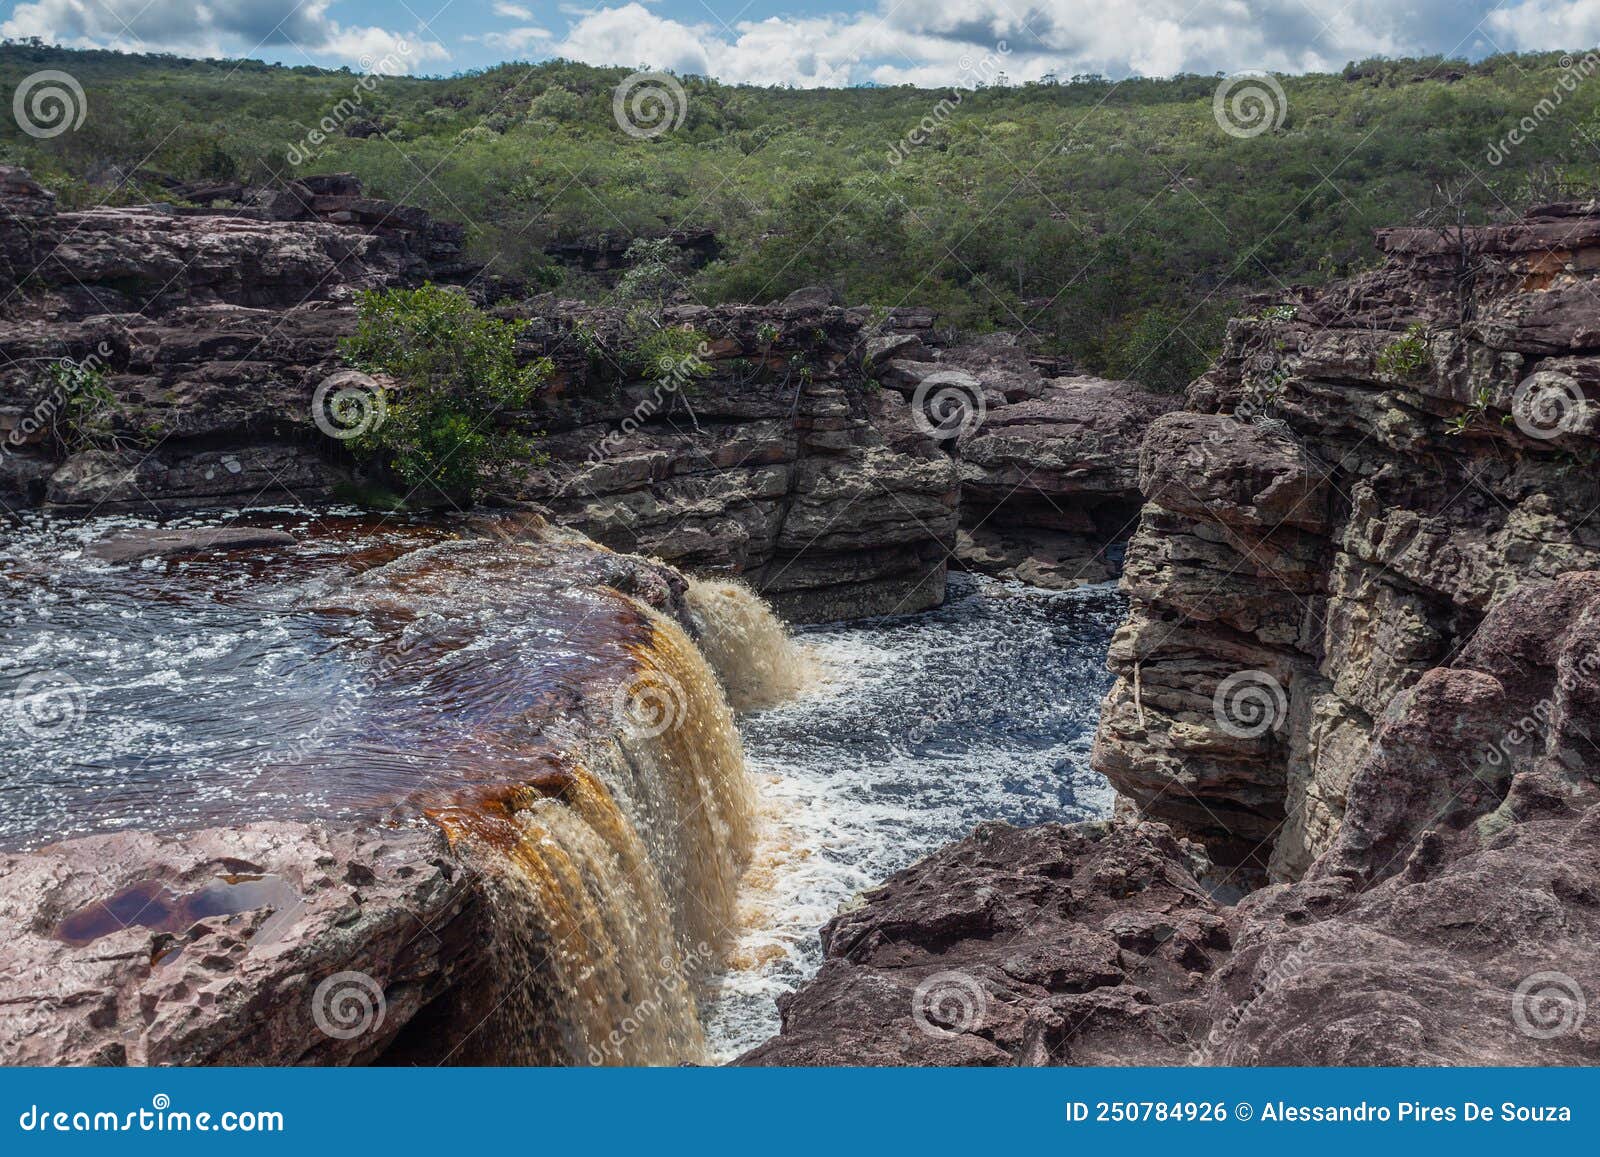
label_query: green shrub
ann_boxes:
[627,317,712,381]
[1376,323,1430,379]
[530,85,582,123]
[339,285,551,500]
[1104,305,1221,394]
[42,359,117,452]
[612,238,681,306]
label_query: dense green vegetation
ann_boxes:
[4,43,1600,389]
[341,285,550,499]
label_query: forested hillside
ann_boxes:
[3,42,1596,388]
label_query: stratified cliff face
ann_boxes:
[744,208,1600,1068]
[744,520,1600,1069]
[504,297,963,623]
[0,167,1169,623]
[516,308,1175,619]
[0,167,477,515]
[1093,204,1600,876]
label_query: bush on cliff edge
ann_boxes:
[340,285,551,502]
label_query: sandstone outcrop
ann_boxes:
[506,300,962,622]
[1094,203,1600,875]
[746,572,1600,1066]
[0,822,481,1066]
[953,374,1179,587]
[738,820,1227,1066]
[746,205,1600,1066]
[0,166,476,516]
[0,168,1168,622]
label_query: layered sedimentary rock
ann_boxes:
[746,571,1600,1066]
[747,206,1600,1067]
[1094,203,1600,875]
[506,297,962,622]
[0,167,1167,622]
[514,307,1168,616]
[869,330,1177,589]
[0,166,476,514]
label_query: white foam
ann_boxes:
[700,575,1123,1060]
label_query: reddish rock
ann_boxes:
[751,572,1600,1066]
[739,821,1227,1066]
[0,823,483,1066]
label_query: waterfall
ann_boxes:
[684,578,818,712]
[425,576,806,1065]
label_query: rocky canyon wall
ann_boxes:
[0,167,1170,622]
[745,205,1600,1068]
[1094,204,1600,877]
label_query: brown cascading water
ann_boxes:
[426,569,807,1066]
[684,578,817,711]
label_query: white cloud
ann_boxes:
[469,27,554,54]
[2,0,1589,85]
[557,3,714,75]
[1487,0,1600,52]
[0,0,449,71]
[544,0,1577,88]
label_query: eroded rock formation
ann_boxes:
[746,205,1600,1068]
[1096,203,1600,876]
[0,167,1164,622]
[745,571,1600,1066]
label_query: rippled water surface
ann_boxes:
[0,509,641,850]
[2,512,1120,1066]
[703,574,1122,1059]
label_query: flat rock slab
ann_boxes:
[84,527,297,564]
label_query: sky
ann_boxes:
[1,0,1598,85]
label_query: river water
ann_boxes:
[702,574,1122,1059]
[0,511,1120,1063]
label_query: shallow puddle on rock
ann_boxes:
[53,874,301,946]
